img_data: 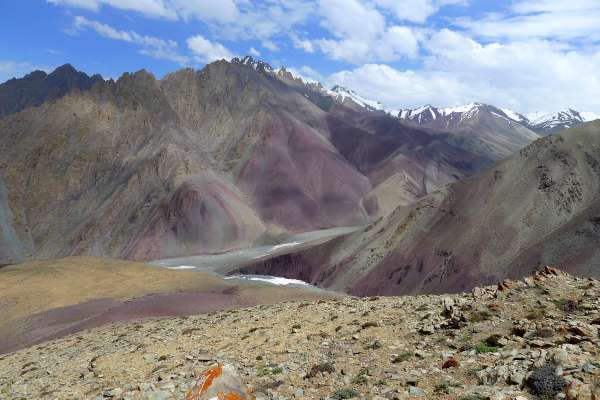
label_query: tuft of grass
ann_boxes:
[366,340,382,350]
[304,362,335,379]
[435,379,462,394]
[475,342,498,354]
[257,365,283,376]
[351,367,370,384]
[469,310,494,322]
[525,305,548,320]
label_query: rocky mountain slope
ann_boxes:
[0,60,492,264]
[238,121,600,296]
[1,268,598,399]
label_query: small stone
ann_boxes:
[509,372,525,386]
[102,388,123,398]
[408,386,426,397]
[582,362,596,373]
[404,375,419,386]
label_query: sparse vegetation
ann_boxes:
[257,364,283,376]
[475,342,498,354]
[469,310,494,322]
[435,379,462,394]
[526,363,566,398]
[351,367,370,384]
[304,362,335,379]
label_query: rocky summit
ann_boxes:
[1,267,598,400]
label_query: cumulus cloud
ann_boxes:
[291,33,314,53]
[186,35,235,63]
[314,0,420,63]
[457,0,600,42]
[49,0,177,19]
[328,29,600,113]
[286,65,323,83]
[248,46,261,57]
[373,0,467,23]
[169,0,239,23]
[50,0,315,47]
[72,16,188,64]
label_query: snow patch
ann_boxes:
[225,275,310,286]
[166,265,197,270]
[326,86,400,116]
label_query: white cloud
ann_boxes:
[457,0,600,42]
[327,29,600,113]
[318,0,385,40]
[286,65,323,83]
[291,33,314,53]
[0,61,52,83]
[373,0,467,23]
[48,0,177,19]
[315,0,420,63]
[72,16,188,64]
[317,26,419,64]
[186,35,235,63]
[261,40,279,52]
[50,0,316,49]
[248,46,261,57]
[169,0,239,23]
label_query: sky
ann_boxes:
[1,0,600,114]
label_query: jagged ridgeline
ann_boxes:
[0,59,494,264]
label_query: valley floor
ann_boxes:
[1,268,598,399]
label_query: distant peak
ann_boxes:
[330,85,352,93]
[52,63,77,74]
[231,56,274,73]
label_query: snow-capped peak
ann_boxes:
[232,56,274,73]
[527,109,584,126]
[326,86,400,116]
[398,103,494,125]
[523,108,600,135]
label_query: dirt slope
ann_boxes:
[0,256,339,354]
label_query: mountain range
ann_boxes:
[1,57,598,294]
[0,58,491,264]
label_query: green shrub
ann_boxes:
[475,342,498,354]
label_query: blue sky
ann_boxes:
[2,1,600,113]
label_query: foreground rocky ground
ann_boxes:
[1,267,599,399]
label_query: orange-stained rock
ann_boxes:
[185,363,256,400]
